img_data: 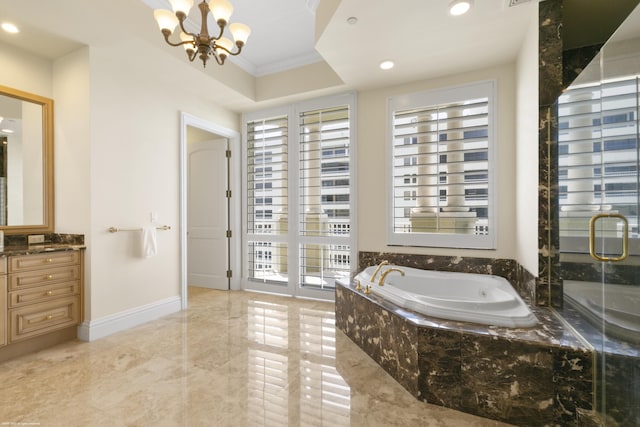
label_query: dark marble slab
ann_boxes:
[539,0,564,106]
[596,352,640,427]
[336,280,593,425]
[563,45,603,88]
[538,0,564,310]
[558,300,640,427]
[459,334,556,425]
[0,243,86,256]
[336,284,420,396]
[561,260,640,287]
[4,233,84,247]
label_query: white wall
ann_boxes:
[515,7,540,276]
[357,63,518,259]
[0,41,52,96]
[53,47,92,318]
[84,39,238,320]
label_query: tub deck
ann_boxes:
[335,280,594,426]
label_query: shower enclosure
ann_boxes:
[557,5,640,425]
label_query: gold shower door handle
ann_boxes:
[589,213,629,262]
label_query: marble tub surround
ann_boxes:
[359,251,536,303]
[336,281,593,425]
[557,302,640,426]
[0,287,514,427]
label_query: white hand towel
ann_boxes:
[141,226,158,258]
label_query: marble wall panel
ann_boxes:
[539,0,563,104]
[563,45,603,88]
[538,0,563,307]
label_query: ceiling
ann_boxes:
[0,0,638,111]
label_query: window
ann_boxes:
[243,94,356,298]
[388,81,496,248]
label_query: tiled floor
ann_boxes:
[0,287,513,426]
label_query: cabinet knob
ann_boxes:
[46,258,53,263]
[46,315,52,320]
[46,290,53,296]
[46,274,53,280]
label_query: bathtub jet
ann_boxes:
[355,265,538,328]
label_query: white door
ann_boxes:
[188,139,229,290]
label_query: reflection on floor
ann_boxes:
[0,287,513,426]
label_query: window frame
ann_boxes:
[386,80,497,249]
[242,93,357,300]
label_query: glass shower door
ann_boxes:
[558,17,640,422]
[589,211,639,426]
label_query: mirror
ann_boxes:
[0,84,53,234]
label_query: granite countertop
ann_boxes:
[0,243,86,256]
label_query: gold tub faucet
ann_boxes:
[370,260,389,282]
[378,268,405,286]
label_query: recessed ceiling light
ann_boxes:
[449,0,472,16]
[1,129,14,134]
[1,22,19,34]
[379,60,394,70]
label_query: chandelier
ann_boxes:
[153,0,250,67]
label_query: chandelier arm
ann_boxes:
[211,53,225,66]
[177,18,197,41]
[213,22,225,42]
[187,48,198,62]
[214,43,243,57]
[227,44,244,57]
[161,30,197,48]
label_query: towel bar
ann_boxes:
[108,225,171,233]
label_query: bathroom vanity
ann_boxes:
[0,243,85,362]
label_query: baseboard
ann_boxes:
[77,296,182,342]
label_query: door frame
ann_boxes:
[180,112,241,310]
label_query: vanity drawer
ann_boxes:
[9,296,80,343]
[9,251,80,273]
[0,276,6,347]
[9,265,80,291]
[0,256,7,274]
[8,281,80,308]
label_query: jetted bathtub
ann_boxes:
[355,265,538,328]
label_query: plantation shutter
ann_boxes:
[298,104,351,288]
[246,115,289,284]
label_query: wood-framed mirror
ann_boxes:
[0,84,54,235]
